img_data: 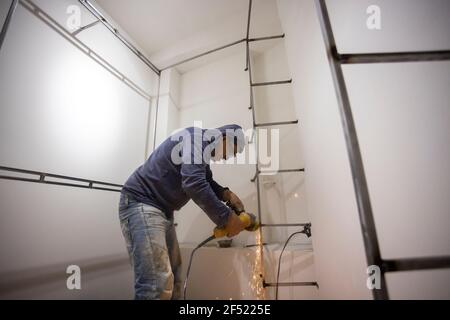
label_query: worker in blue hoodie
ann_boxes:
[119,124,247,300]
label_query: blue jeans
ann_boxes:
[118,193,182,300]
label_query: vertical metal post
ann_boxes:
[244,0,266,295]
[245,5,260,224]
[0,0,19,52]
[152,75,161,151]
[315,0,387,299]
[144,97,153,160]
[245,0,252,72]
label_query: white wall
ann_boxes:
[277,0,450,299]
[153,68,181,148]
[0,0,157,299]
[252,41,311,245]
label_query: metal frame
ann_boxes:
[252,79,292,87]
[261,223,308,227]
[251,168,305,183]
[0,0,18,51]
[382,257,450,272]
[17,0,152,101]
[0,166,122,192]
[244,3,266,285]
[71,19,101,36]
[243,0,316,294]
[249,34,285,42]
[78,0,160,75]
[315,0,386,299]
[254,120,299,127]
[161,38,247,71]
[151,76,162,154]
[265,281,319,288]
[76,0,162,158]
[339,50,450,64]
[315,0,450,300]
[0,0,161,189]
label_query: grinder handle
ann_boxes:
[213,212,253,238]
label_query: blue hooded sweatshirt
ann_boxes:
[122,124,246,228]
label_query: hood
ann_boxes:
[214,124,246,154]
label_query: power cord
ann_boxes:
[275,231,303,300]
[275,224,311,300]
[183,235,215,300]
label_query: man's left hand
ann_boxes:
[223,189,245,213]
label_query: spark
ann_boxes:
[250,231,266,300]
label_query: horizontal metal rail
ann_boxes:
[338,50,450,64]
[252,79,292,87]
[264,281,319,288]
[261,223,310,227]
[161,38,246,71]
[78,0,160,75]
[251,168,304,182]
[254,120,299,127]
[260,222,311,235]
[245,243,269,248]
[0,166,123,192]
[382,256,450,272]
[248,34,285,42]
[276,168,305,173]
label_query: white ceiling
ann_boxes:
[94,0,284,72]
[95,0,247,55]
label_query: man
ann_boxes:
[118,124,248,300]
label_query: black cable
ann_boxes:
[275,231,304,300]
[183,235,215,300]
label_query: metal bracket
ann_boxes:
[301,223,312,238]
[251,168,305,182]
[254,120,299,127]
[71,19,101,36]
[263,281,319,288]
[251,79,292,87]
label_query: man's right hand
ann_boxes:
[225,212,246,237]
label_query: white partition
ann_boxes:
[277,0,450,299]
[0,3,151,183]
[0,0,155,299]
